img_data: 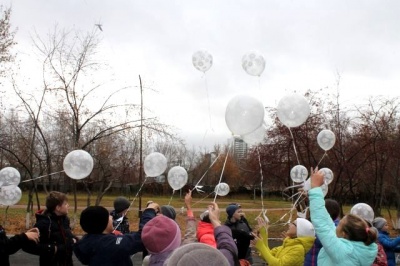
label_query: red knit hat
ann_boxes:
[142,215,181,254]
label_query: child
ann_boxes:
[23,191,77,266]
[111,196,131,234]
[197,210,217,248]
[373,217,400,266]
[252,217,315,265]
[74,202,159,266]
[309,168,378,265]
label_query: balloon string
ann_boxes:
[316,151,327,168]
[256,147,265,212]
[213,144,232,203]
[20,170,65,183]
[288,127,301,165]
[193,153,221,189]
[113,176,148,233]
[168,190,176,205]
[203,74,213,132]
[191,191,214,207]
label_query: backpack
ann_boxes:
[372,243,388,266]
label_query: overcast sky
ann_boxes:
[5,0,400,150]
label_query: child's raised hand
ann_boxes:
[256,216,269,230]
[310,167,324,188]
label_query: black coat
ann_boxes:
[0,225,33,266]
[23,210,77,266]
[225,217,254,260]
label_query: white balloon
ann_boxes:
[303,179,328,197]
[242,51,266,76]
[0,185,22,205]
[350,203,374,224]
[241,125,266,146]
[0,167,21,186]
[63,150,94,180]
[317,129,336,151]
[225,95,265,135]
[215,182,230,196]
[319,168,334,185]
[277,93,310,128]
[144,152,168,177]
[290,165,308,183]
[167,166,188,190]
[192,50,213,73]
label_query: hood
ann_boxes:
[351,241,378,265]
[284,236,315,255]
[196,221,216,248]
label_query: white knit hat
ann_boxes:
[296,218,315,237]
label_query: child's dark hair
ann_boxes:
[325,199,340,220]
[342,214,377,245]
[46,191,68,213]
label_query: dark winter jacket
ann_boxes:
[73,208,156,266]
[225,217,254,260]
[0,225,34,266]
[22,210,77,266]
[377,230,400,266]
[110,210,130,234]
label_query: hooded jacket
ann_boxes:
[309,187,378,266]
[197,220,216,248]
[255,226,314,266]
[23,209,76,266]
[224,216,253,260]
[74,207,156,266]
[377,230,400,266]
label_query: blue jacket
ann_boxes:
[73,208,156,266]
[377,230,400,266]
[309,187,378,266]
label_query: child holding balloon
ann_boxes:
[308,167,378,265]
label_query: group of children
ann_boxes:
[1,168,400,265]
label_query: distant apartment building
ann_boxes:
[232,137,248,160]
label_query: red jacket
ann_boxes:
[196,221,216,248]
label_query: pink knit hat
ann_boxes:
[142,215,181,254]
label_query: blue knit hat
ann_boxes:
[226,203,241,218]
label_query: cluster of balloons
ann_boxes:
[63,150,94,180]
[290,165,334,198]
[0,167,22,206]
[225,94,266,146]
[192,50,267,77]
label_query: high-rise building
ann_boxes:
[232,137,248,160]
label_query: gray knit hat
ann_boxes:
[372,217,387,230]
[165,243,229,266]
[161,205,176,220]
[114,196,130,213]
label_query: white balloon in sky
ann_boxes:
[215,182,230,196]
[63,150,94,180]
[192,50,213,73]
[0,185,22,206]
[242,51,266,76]
[277,93,310,128]
[225,94,265,136]
[241,125,266,146]
[0,167,21,186]
[290,165,308,183]
[167,166,188,190]
[144,152,168,177]
[317,129,336,151]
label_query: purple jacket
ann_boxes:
[214,225,239,266]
